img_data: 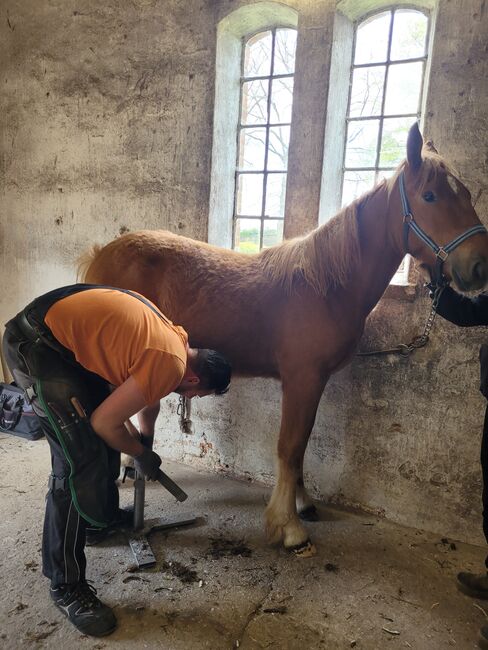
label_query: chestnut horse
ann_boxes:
[79,124,488,556]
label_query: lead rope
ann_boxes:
[357,285,445,357]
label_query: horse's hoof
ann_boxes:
[298,505,319,522]
[288,539,316,558]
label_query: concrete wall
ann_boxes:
[1,0,487,544]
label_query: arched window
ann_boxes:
[234,28,297,252]
[342,8,430,205]
[342,8,430,283]
[209,3,298,250]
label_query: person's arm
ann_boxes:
[90,375,147,456]
[137,402,160,448]
[125,418,141,440]
[122,403,160,452]
[435,286,488,327]
[90,377,163,480]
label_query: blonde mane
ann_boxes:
[390,151,460,195]
[258,149,457,298]
[258,197,362,297]
[416,152,460,194]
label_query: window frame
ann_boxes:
[209,3,298,250]
[341,6,431,285]
[233,27,296,253]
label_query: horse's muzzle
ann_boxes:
[450,254,488,292]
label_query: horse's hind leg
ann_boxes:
[265,372,327,556]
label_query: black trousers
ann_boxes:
[482,406,488,569]
[2,322,120,587]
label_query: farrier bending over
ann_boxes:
[2,284,231,638]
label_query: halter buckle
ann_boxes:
[436,248,448,262]
[403,213,413,224]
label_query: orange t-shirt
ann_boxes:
[44,288,188,405]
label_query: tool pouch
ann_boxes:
[24,340,113,527]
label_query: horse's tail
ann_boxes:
[76,244,104,282]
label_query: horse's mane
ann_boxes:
[258,197,363,297]
[77,150,458,298]
[258,149,460,297]
[394,150,459,194]
[419,153,460,193]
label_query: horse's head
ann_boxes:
[399,123,488,292]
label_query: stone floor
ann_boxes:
[1,432,488,649]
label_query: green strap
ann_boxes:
[35,379,107,528]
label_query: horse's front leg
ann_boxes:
[296,459,319,521]
[265,371,327,557]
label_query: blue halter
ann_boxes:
[398,171,487,286]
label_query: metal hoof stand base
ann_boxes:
[127,472,197,568]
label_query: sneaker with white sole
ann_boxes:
[50,581,117,637]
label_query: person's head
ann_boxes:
[175,348,232,398]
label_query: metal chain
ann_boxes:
[177,395,192,433]
[357,286,445,358]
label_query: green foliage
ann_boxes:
[235,225,282,254]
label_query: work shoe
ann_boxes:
[457,571,488,600]
[50,581,117,637]
[86,507,134,546]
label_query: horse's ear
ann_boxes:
[406,122,423,172]
[424,139,438,154]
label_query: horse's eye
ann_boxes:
[422,191,436,203]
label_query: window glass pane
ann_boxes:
[384,61,423,115]
[345,120,379,167]
[267,126,290,171]
[391,10,428,60]
[262,219,284,248]
[273,28,297,74]
[243,31,272,77]
[379,117,413,167]
[270,77,294,124]
[234,218,261,253]
[265,173,287,217]
[349,66,385,117]
[236,173,263,216]
[241,79,269,125]
[235,28,296,253]
[342,170,375,206]
[238,128,266,171]
[354,12,391,65]
[377,168,396,183]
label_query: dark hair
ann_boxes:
[191,349,232,395]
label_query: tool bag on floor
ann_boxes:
[0,382,44,440]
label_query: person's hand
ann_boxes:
[134,448,162,480]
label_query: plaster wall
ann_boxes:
[1,0,487,544]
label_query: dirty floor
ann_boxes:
[1,433,487,650]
